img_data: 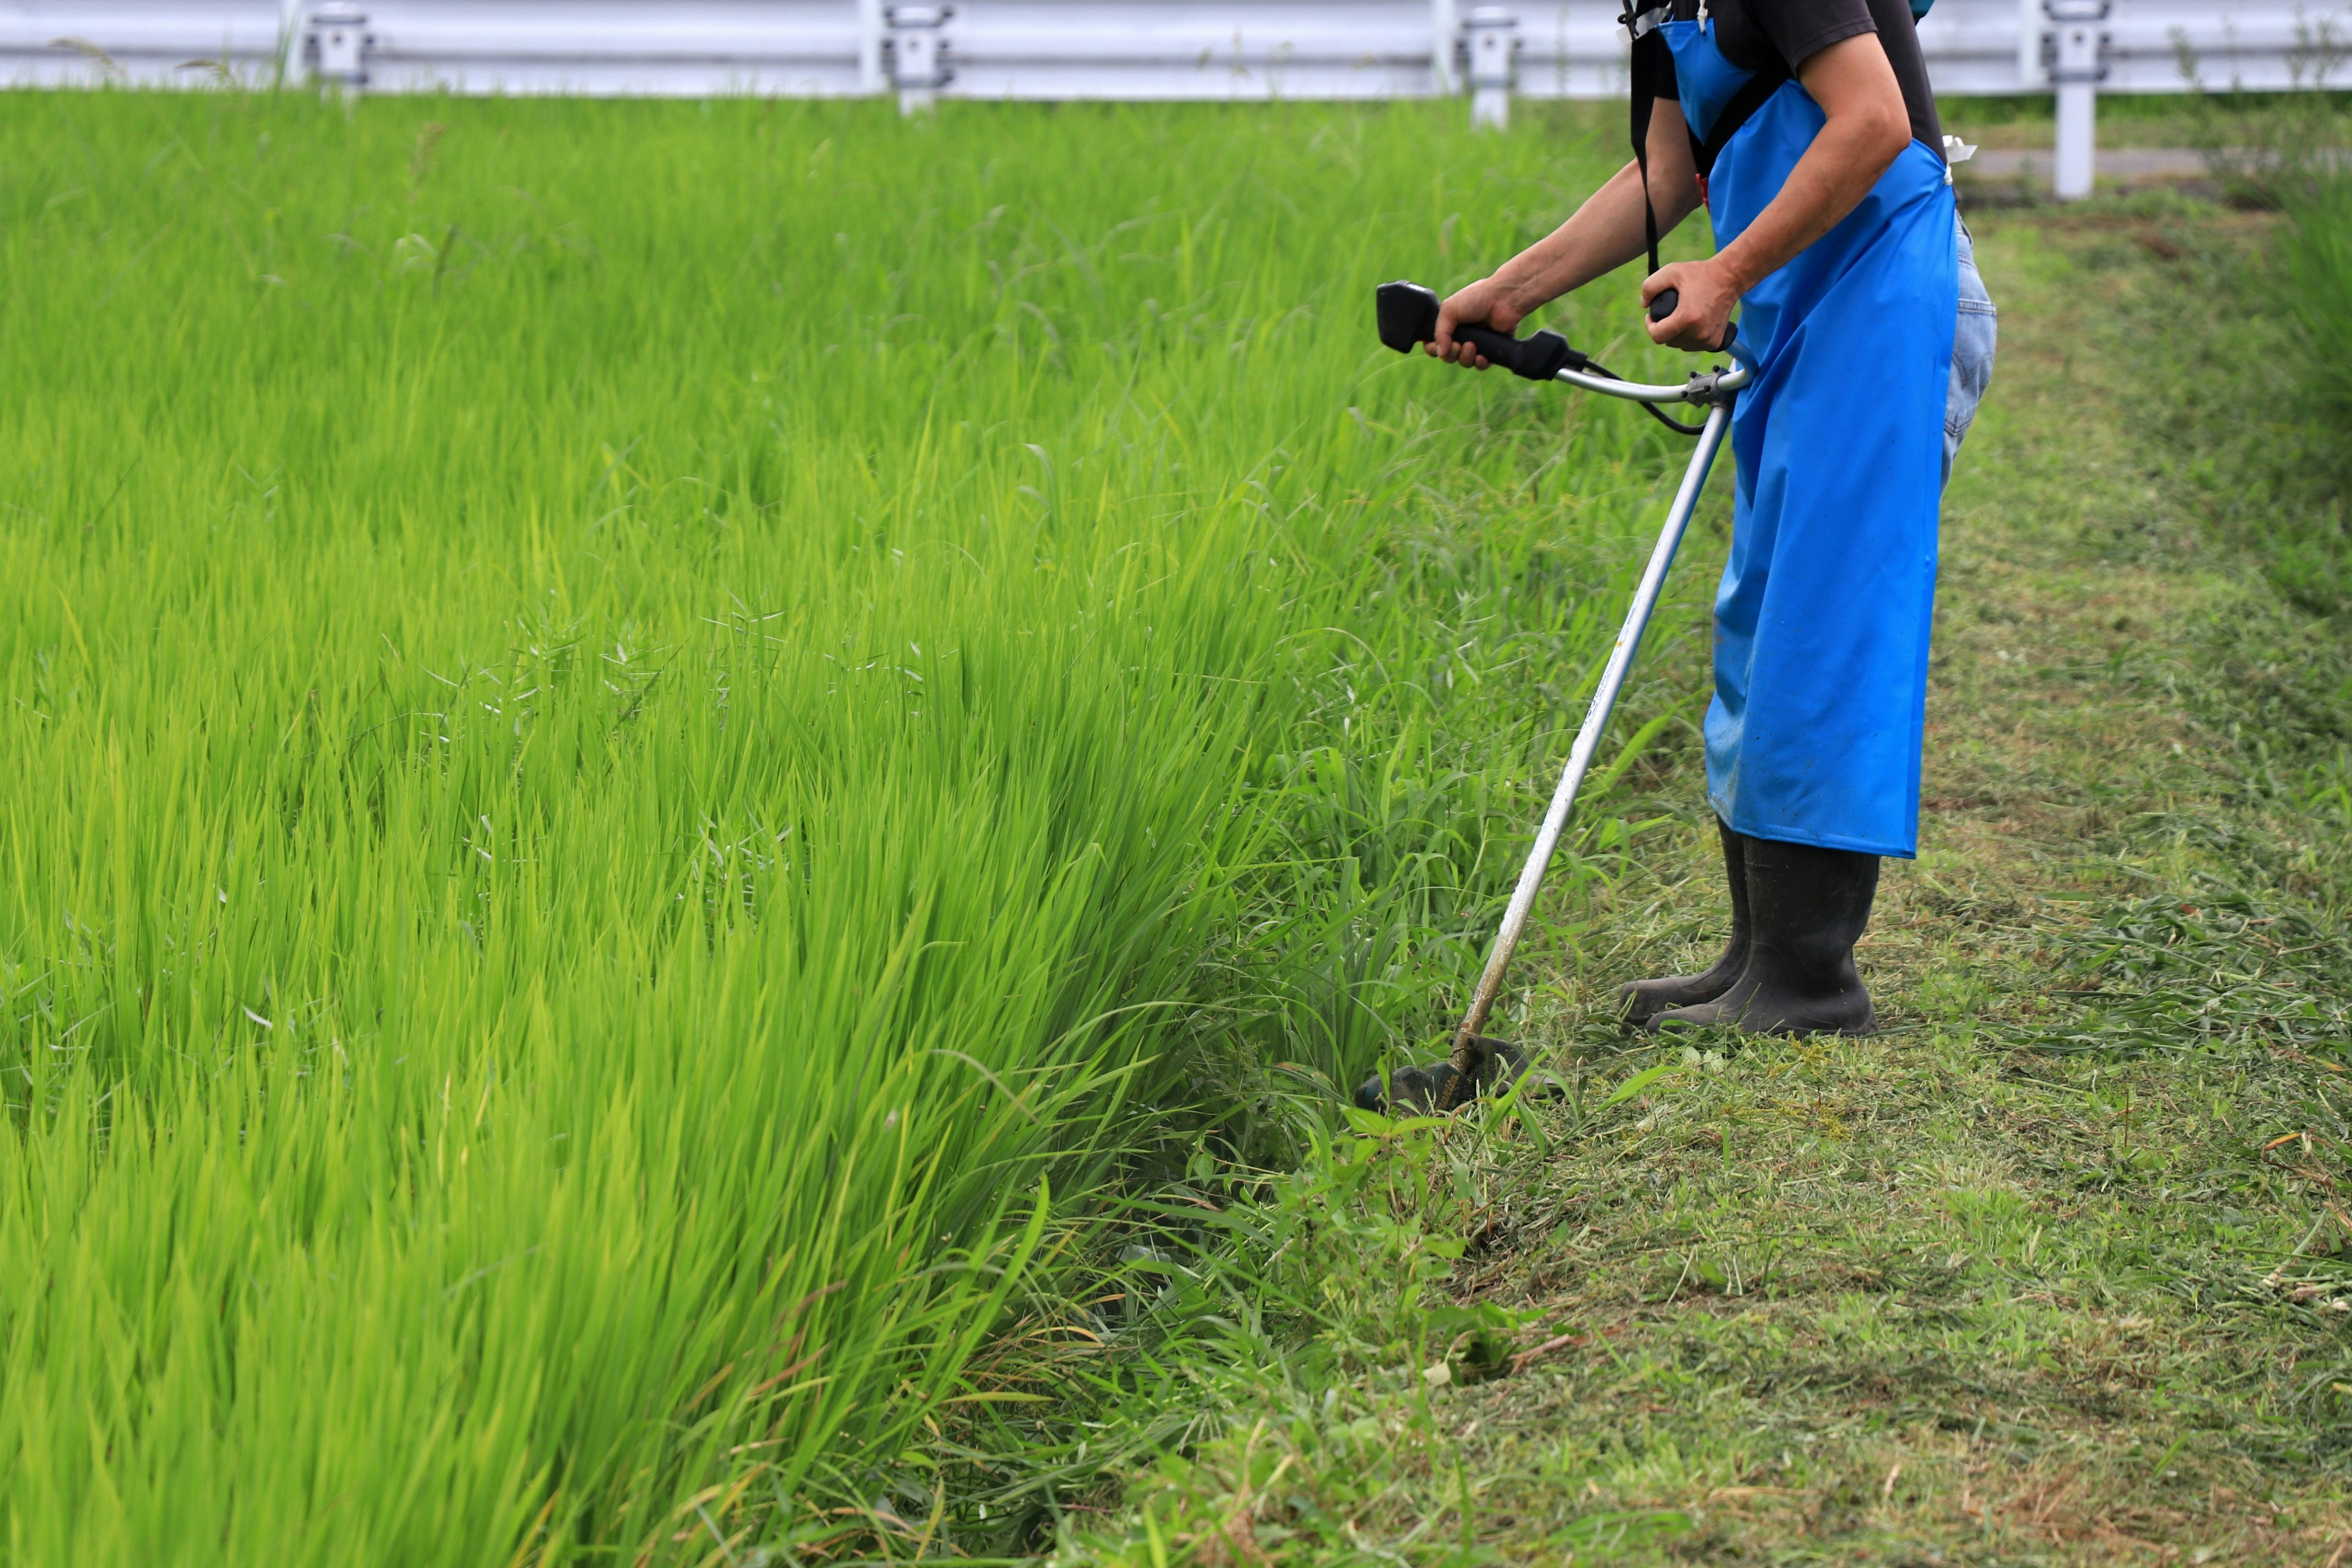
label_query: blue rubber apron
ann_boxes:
[1660,17,1958,858]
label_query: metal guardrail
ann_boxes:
[9,0,2345,104]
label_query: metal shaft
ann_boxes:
[1436,398,1732,1108]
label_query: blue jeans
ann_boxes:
[1945,214,1997,489]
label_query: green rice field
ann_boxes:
[0,92,1714,1562]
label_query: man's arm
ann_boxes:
[1430,97,1702,368]
[1643,31,1909,350]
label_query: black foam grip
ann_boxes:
[1460,323,1576,380]
[1457,322,1529,372]
[1374,280,1581,382]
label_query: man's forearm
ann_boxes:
[1487,159,1697,318]
[1711,107,1905,293]
[1434,96,1702,360]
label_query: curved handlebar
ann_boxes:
[1376,280,1752,402]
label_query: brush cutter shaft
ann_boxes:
[1437,399,1735,1104]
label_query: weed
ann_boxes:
[2174,26,2352,208]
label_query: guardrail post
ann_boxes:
[886,4,952,115]
[1463,6,1517,132]
[302,1,372,97]
[858,0,886,93]
[2043,0,2110,200]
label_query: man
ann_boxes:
[1431,0,1996,1036]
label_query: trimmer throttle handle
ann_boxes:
[1376,280,1583,382]
[1646,287,1740,353]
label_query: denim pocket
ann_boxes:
[1948,301,1997,442]
[1944,217,1999,488]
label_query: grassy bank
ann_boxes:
[18,85,2348,1568]
[0,94,1731,1564]
[1050,182,2352,1565]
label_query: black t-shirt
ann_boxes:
[1650,0,1942,157]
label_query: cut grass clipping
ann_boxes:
[0,94,1727,1562]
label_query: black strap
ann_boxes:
[1619,0,1778,419]
[1625,0,1792,215]
[1691,64,1789,177]
[1627,27,1668,277]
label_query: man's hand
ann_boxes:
[1642,258,1738,352]
[1428,277,1526,370]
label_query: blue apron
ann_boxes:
[1661,18,1958,859]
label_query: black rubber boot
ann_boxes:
[1647,834,1880,1036]
[1617,820,1751,1028]
[1354,1036,1526,1114]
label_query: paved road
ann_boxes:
[1956,146,2212,189]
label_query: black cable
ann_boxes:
[1580,358,1709,437]
[1637,402,1710,437]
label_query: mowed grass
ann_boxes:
[1050,197,2352,1564]
[0,92,1739,1564]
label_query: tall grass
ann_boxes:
[2286,176,2352,410]
[2259,168,2352,614]
[0,91,1705,1562]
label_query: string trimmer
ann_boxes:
[1364,282,1754,1114]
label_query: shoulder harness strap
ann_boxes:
[1622,1,1671,275]
[1692,65,1787,178]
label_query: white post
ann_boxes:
[2044,0,2110,201]
[1431,0,1459,93]
[303,2,372,97]
[886,4,951,115]
[1463,6,1516,132]
[858,0,886,94]
[2054,77,2095,197]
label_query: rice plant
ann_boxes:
[0,89,1706,1563]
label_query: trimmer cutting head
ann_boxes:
[1354,1036,1526,1115]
